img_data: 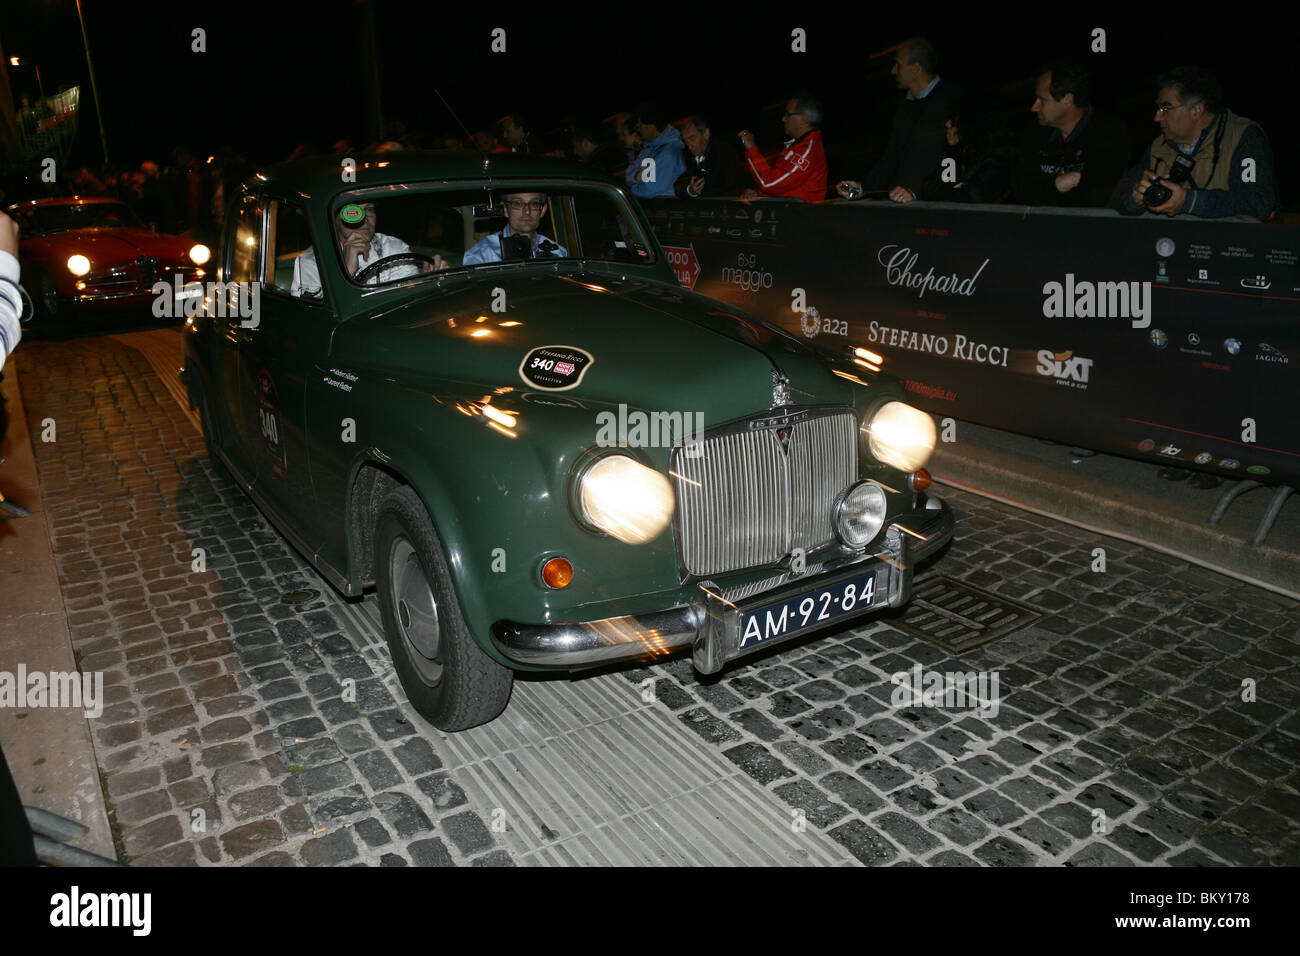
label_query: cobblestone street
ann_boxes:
[13,331,1300,866]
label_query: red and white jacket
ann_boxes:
[744,129,828,203]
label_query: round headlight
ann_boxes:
[189,243,211,265]
[66,254,91,276]
[866,401,936,472]
[579,455,675,545]
[834,481,888,548]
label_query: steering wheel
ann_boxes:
[353,252,444,284]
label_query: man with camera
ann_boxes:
[462,192,568,265]
[738,96,828,203]
[836,37,958,204]
[1111,67,1277,219]
[674,116,746,199]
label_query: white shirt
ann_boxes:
[291,233,418,298]
[0,251,22,364]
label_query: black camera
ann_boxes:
[1144,153,1196,207]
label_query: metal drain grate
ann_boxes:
[890,576,1044,651]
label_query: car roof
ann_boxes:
[249,150,614,197]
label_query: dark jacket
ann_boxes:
[673,137,746,198]
[1011,108,1131,207]
[862,78,961,197]
[1110,110,1278,220]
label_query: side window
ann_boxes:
[228,195,263,285]
[266,201,323,301]
[572,191,650,262]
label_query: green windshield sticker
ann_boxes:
[339,203,367,225]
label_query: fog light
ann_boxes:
[909,469,932,492]
[834,481,888,548]
[541,557,573,589]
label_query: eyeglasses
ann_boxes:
[1155,100,1199,114]
[505,199,545,212]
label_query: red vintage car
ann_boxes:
[5,196,210,330]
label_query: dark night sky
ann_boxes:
[3,0,1294,208]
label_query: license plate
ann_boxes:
[738,567,888,652]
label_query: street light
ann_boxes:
[7,56,45,99]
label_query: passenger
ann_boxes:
[1012,59,1130,207]
[674,115,746,199]
[291,202,447,298]
[738,96,828,203]
[627,105,688,199]
[836,37,960,204]
[461,192,568,265]
[1111,66,1278,220]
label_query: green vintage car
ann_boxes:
[181,151,954,731]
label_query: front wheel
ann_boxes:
[30,269,66,336]
[374,486,513,731]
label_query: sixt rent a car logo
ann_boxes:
[596,404,705,457]
[152,275,260,328]
[1041,274,1151,329]
[1035,349,1093,388]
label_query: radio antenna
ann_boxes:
[434,88,487,161]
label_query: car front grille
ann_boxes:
[670,407,858,577]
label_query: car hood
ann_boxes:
[333,272,858,423]
[23,228,192,264]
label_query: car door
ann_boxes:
[210,193,261,482]
[237,196,336,550]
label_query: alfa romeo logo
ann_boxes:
[800,306,820,339]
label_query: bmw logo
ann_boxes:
[1224,338,1242,355]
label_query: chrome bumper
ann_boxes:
[490,496,955,674]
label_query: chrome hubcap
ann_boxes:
[388,537,442,684]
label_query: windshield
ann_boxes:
[10,201,145,236]
[288,183,655,299]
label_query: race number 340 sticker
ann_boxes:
[518,345,594,391]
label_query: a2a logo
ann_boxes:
[1036,349,1093,387]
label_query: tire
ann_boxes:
[30,269,65,336]
[374,486,513,731]
[195,385,230,479]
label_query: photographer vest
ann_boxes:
[1148,109,1256,191]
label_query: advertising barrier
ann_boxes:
[649,199,1300,486]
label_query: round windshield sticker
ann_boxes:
[519,346,594,391]
[339,203,367,225]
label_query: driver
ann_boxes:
[291,201,448,297]
[461,192,567,265]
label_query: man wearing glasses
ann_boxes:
[739,96,828,203]
[462,192,568,265]
[1112,67,1276,219]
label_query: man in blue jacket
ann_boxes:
[627,105,687,199]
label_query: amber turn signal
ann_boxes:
[909,469,932,492]
[541,557,574,589]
